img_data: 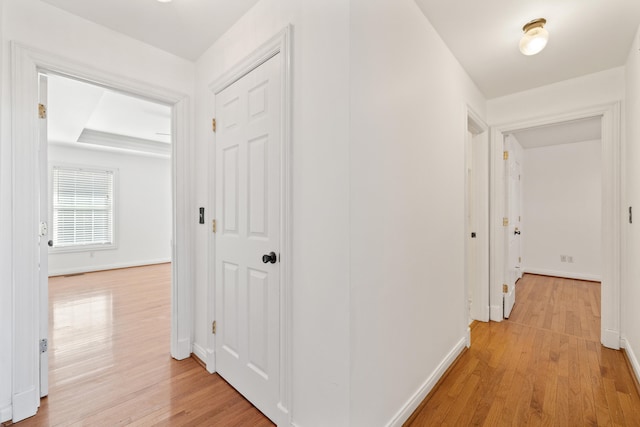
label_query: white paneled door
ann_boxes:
[214,54,281,423]
[504,139,522,318]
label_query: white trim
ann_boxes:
[207,25,293,426]
[48,258,171,277]
[490,305,503,321]
[522,268,601,282]
[601,329,621,349]
[465,105,490,323]
[11,387,38,422]
[621,338,640,386]
[489,103,621,348]
[192,343,207,367]
[10,43,193,421]
[0,404,11,423]
[385,337,467,427]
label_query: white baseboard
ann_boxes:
[385,337,467,427]
[523,268,601,282]
[621,338,640,387]
[0,402,12,423]
[490,305,503,322]
[48,258,171,277]
[192,343,207,367]
[206,346,216,374]
[602,328,621,350]
[466,327,471,348]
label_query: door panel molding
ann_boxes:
[10,43,192,422]
[207,25,293,426]
[489,103,621,350]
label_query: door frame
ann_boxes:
[489,102,622,350]
[465,106,490,326]
[206,25,293,425]
[10,43,193,422]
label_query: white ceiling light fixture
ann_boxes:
[519,18,549,56]
[156,0,172,3]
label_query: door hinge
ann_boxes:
[38,103,47,119]
[212,118,217,133]
[503,151,509,160]
[503,217,509,226]
[212,219,217,233]
[503,284,508,294]
[212,320,217,334]
[518,256,522,263]
[40,338,48,353]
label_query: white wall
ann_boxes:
[194,0,351,425]
[47,145,172,276]
[623,24,640,385]
[0,0,194,421]
[487,67,625,124]
[522,139,602,281]
[349,0,486,425]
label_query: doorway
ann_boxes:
[11,44,192,422]
[489,103,621,350]
[40,71,173,397]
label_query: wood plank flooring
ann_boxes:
[406,274,640,426]
[11,264,273,427]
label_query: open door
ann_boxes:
[504,136,522,318]
[38,73,49,398]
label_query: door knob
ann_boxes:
[262,252,277,264]
[514,228,521,235]
[48,240,53,247]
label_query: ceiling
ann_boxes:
[40,1,637,148]
[41,0,261,61]
[414,0,640,99]
[48,74,172,156]
[510,117,602,149]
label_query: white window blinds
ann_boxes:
[52,166,114,248]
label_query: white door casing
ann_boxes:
[466,107,490,324]
[37,73,49,398]
[214,54,282,423]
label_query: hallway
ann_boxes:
[406,274,640,425]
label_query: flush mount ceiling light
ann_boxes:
[519,18,548,56]
[157,0,172,3]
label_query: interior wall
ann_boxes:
[0,0,194,421]
[194,0,351,424]
[47,145,172,276]
[349,0,486,424]
[624,24,640,382]
[487,67,625,124]
[522,139,602,281]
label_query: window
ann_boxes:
[52,165,115,250]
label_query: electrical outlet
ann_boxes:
[568,256,573,263]
[560,255,567,262]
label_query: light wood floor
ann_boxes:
[11,263,273,427]
[406,274,640,426]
